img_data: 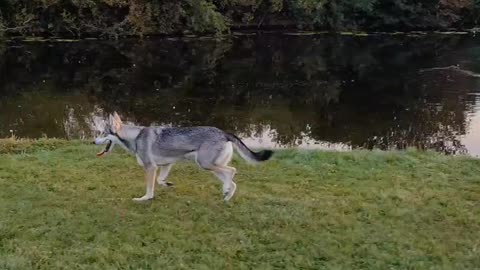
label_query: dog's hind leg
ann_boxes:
[212,166,237,201]
[157,164,174,187]
[196,142,237,201]
[215,142,237,201]
[133,165,157,202]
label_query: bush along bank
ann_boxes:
[0,0,479,38]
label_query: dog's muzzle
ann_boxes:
[94,138,113,157]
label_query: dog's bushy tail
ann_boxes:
[225,133,273,164]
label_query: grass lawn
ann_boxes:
[0,139,479,269]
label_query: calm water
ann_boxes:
[1,34,480,156]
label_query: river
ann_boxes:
[1,33,479,156]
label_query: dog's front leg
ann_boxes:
[133,166,157,202]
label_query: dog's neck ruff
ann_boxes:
[113,127,143,153]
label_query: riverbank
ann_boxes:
[0,139,479,269]
[2,28,480,43]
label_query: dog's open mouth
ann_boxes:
[96,140,113,157]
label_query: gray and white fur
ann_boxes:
[93,112,273,202]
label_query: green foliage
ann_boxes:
[0,0,226,37]
[287,0,329,28]
[188,0,229,34]
[0,142,480,268]
[0,0,477,37]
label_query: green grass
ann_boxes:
[1,139,480,269]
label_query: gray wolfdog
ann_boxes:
[93,112,273,202]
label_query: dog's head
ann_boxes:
[93,112,123,157]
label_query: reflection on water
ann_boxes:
[1,34,480,156]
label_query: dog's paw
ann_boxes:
[158,181,174,188]
[223,191,235,202]
[132,195,154,202]
[223,183,237,202]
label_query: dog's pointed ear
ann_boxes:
[111,112,122,132]
[113,111,122,124]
